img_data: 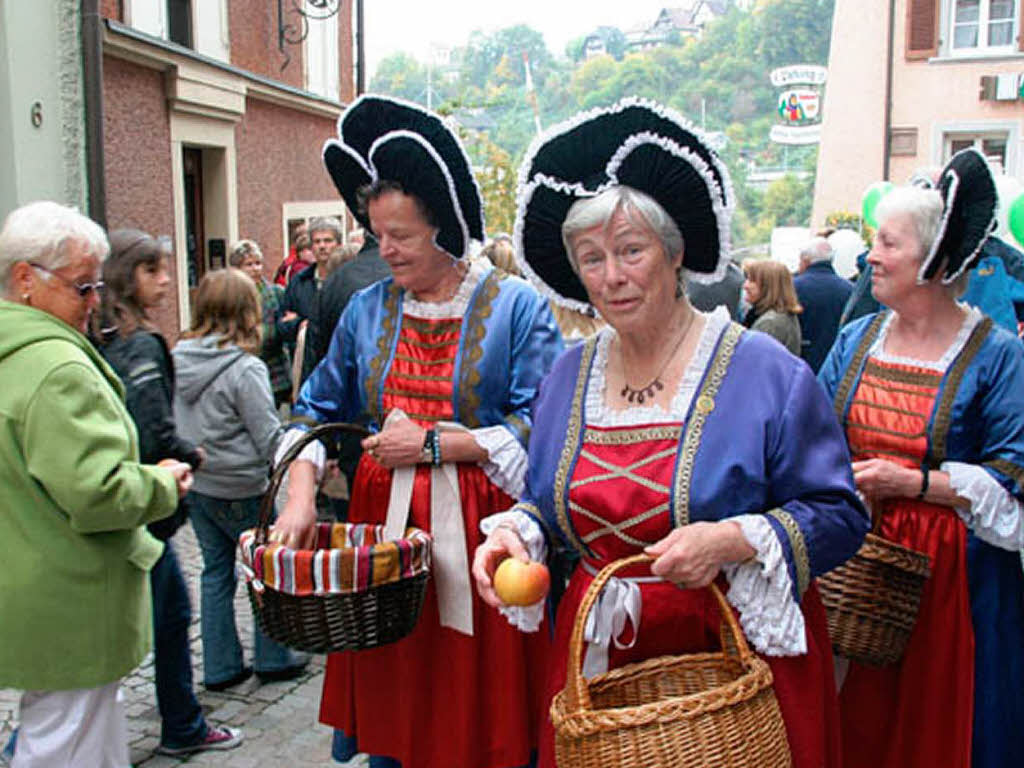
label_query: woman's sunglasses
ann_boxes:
[30,262,105,298]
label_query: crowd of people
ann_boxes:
[0,93,1022,768]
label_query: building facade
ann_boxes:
[0,1,355,337]
[100,0,355,334]
[813,0,1024,227]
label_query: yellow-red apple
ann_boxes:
[493,558,550,606]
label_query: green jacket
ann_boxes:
[0,300,178,690]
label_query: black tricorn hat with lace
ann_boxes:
[920,147,998,284]
[514,98,734,311]
[322,95,485,259]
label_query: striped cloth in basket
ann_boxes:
[238,523,431,597]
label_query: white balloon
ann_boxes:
[828,229,866,280]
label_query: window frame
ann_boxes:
[933,119,1019,175]
[943,0,1020,57]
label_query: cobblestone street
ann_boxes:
[0,523,366,767]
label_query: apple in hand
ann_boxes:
[493,558,550,606]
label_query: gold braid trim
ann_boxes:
[673,323,742,527]
[555,337,598,557]
[584,425,683,445]
[986,459,1024,490]
[505,413,530,445]
[512,502,555,544]
[401,315,462,333]
[931,317,992,465]
[456,270,501,428]
[832,312,887,422]
[766,508,810,597]
[364,283,400,424]
[863,359,943,388]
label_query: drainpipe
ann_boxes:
[882,0,896,181]
[355,0,365,95]
[81,0,107,228]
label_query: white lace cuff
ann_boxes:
[943,461,1024,551]
[721,514,807,656]
[479,509,548,632]
[472,425,528,500]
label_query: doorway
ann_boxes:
[183,147,205,312]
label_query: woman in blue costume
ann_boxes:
[818,149,1024,768]
[472,99,868,768]
[271,95,563,768]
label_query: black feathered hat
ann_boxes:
[920,147,998,284]
[514,98,734,311]
[322,95,485,258]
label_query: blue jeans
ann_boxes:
[188,491,306,685]
[150,542,207,748]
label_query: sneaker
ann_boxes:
[155,726,243,756]
[203,665,253,692]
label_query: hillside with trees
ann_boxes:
[368,0,834,245]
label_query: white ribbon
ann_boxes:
[383,411,474,636]
[579,562,659,678]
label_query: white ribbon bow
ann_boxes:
[581,576,643,679]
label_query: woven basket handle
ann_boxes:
[564,554,755,714]
[256,422,371,545]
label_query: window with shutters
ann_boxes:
[945,0,1020,55]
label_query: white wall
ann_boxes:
[0,0,87,218]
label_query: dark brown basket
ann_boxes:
[818,532,931,667]
[551,555,792,768]
[245,422,430,654]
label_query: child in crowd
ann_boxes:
[172,268,308,691]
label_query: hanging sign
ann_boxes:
[770,65,826,145]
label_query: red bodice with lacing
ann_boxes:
[537,421,841,768]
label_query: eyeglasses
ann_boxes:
[29,262,105,298]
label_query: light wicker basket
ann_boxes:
[550,554,792,768]
[818,531,931,666]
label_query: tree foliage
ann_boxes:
[366,0,835,246]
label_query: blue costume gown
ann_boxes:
[293,263,563,768]
[505,313,868,768]
[819,310,1024,768]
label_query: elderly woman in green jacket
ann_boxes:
[0,202,192,768]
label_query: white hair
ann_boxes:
[0,201,109,292]
[307,216,344,242]
[875,186,944,259]
[800,236,834,264]
[562,186,685,272]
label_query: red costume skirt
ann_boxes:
[319,456,550,768]
[839,500,974,768]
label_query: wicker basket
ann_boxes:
[551,555,792,768]
[241,422,431,654]
[818,531,931,666]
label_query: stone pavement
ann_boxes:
[0,522,366,767]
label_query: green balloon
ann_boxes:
[1008,192,1024,248]
[861,181,893,229]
